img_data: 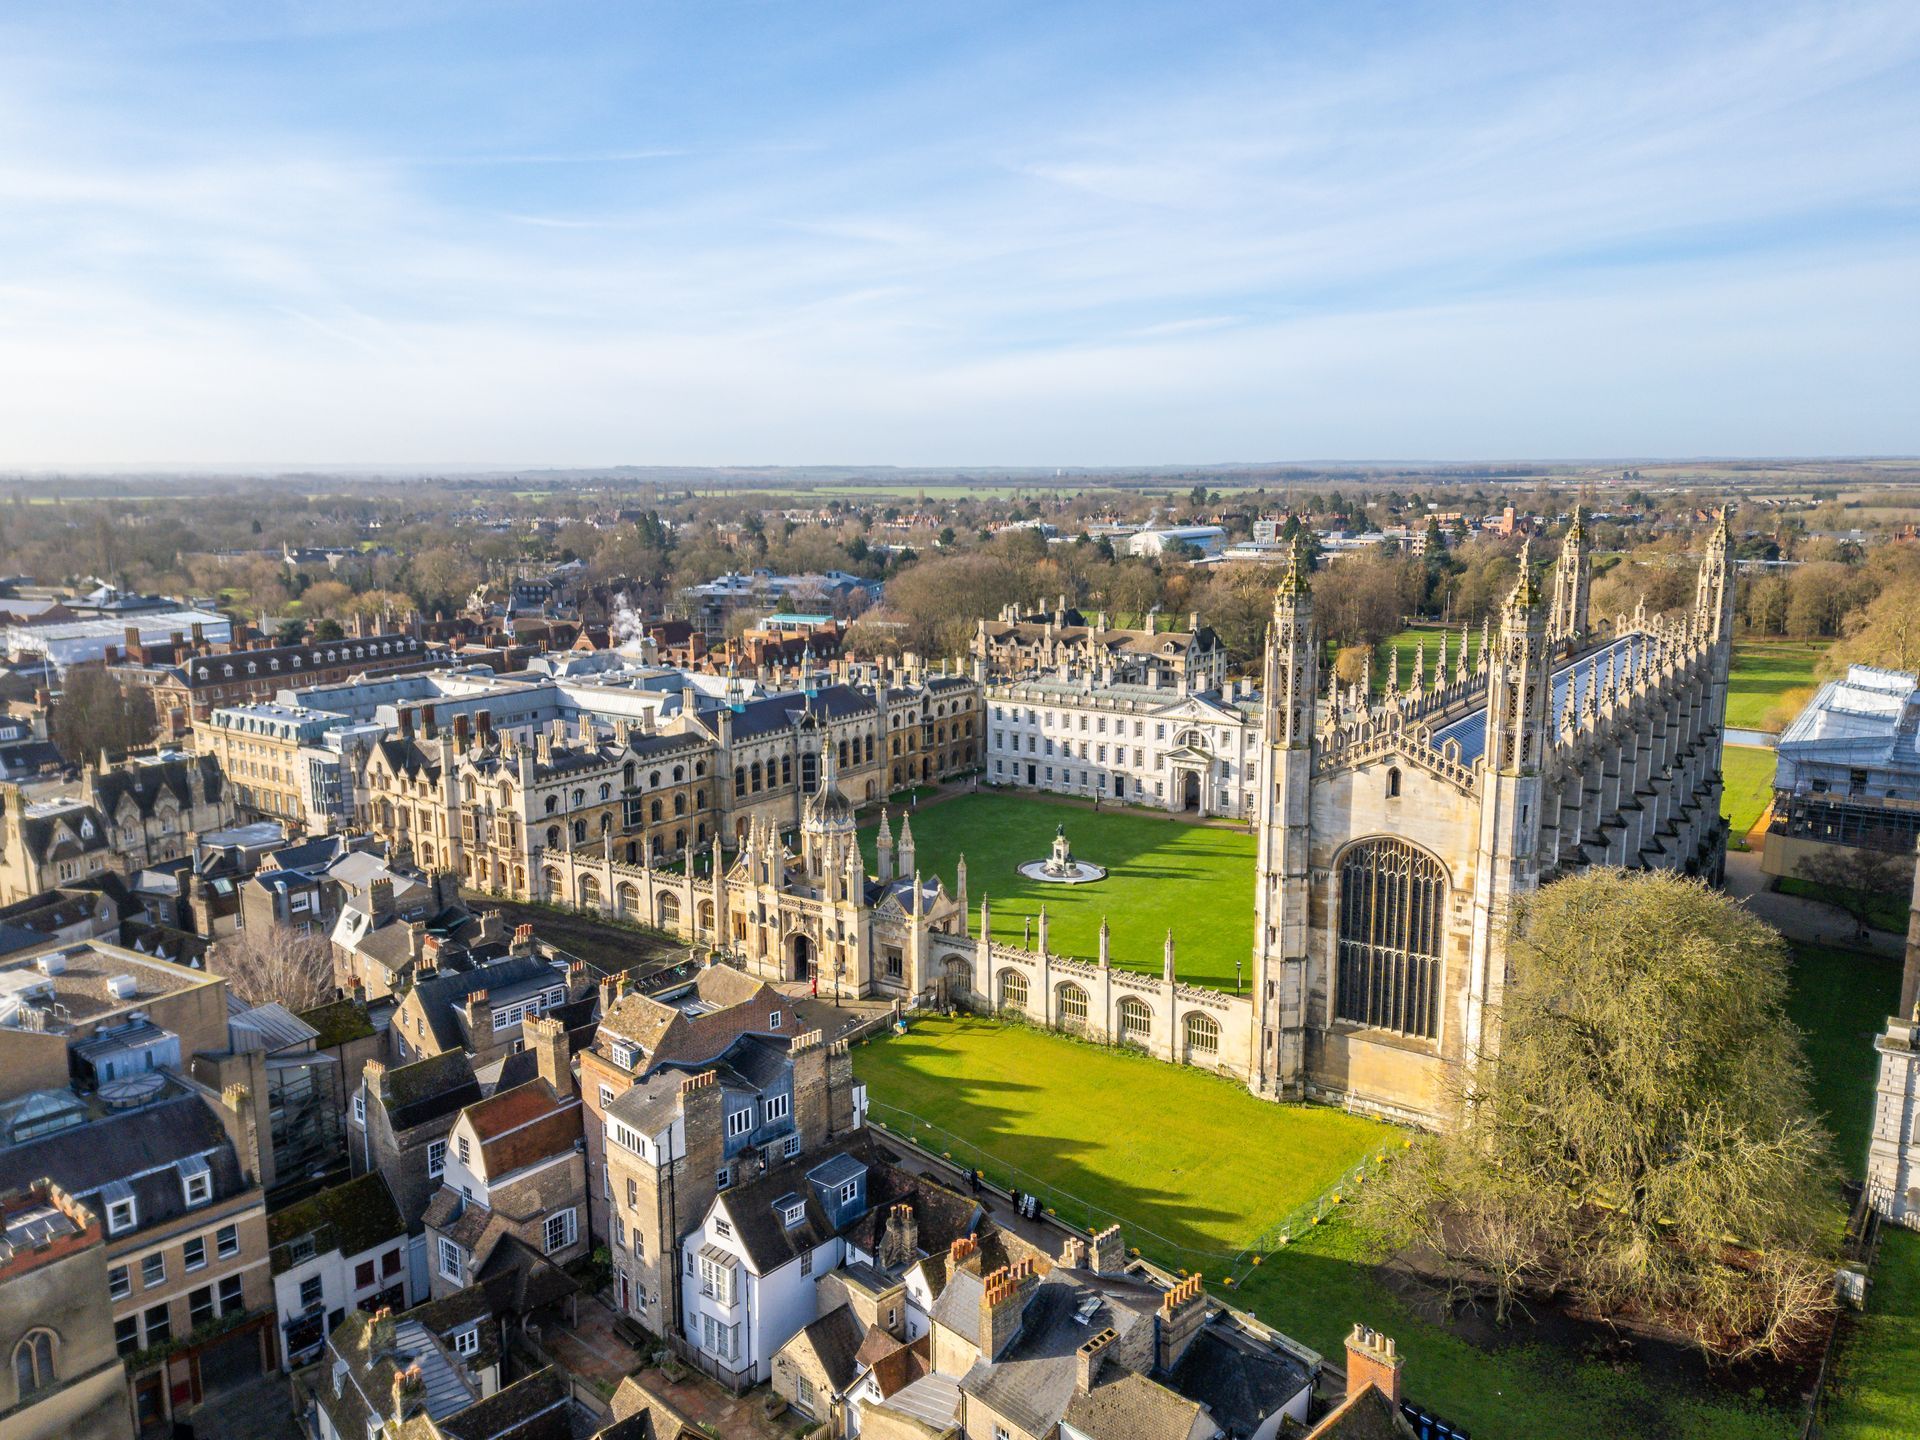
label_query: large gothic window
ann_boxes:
[1336,838,1445,1040]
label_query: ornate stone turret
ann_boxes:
[1253,529,1318,1098]
[1548,505,1591,647]
[875,806,895,884]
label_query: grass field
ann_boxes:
[1823,1227,1920,1440]
[857,1014,1809,1440]
[860,792,1257,990]
[855,1016,1390,1262]
[1728,641,1829,731]
[1783,941,1903,1179]
[1723,744,1778,844]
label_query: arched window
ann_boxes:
[673,765,684,783]
[1183,1011,1220,1058]
[1386,767,1402,798]
[545,796,559,815]
[1336,838,1445,1040]
[14,1330,53,1396]
[572,789,585,806]
[674,794,686,816]
[734,766,746,798]
[649,799,662,823]
[999,970,1029,1012]
[572,819,587,843]
[650,771,662,788]
[1117,996,1152,1044]
[1056,982,1088,1030]
[546,826,561,849]
[599,783,611,801]
[751,760,763,792]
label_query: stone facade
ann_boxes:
[1867,849,1920,1227]
[1250,514,1734,1125]
[0,752,235,904]
[0,1181,135,1440]
[985,676,1260,818]
[355,671,982,906]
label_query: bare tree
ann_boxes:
[1358,870,1838,1360]
[209,924,336,1012]
[1796,842,1910,941]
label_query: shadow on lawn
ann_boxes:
[867,1031,1288,1265]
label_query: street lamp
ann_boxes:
[1236,958,1243,993]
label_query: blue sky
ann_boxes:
[1,0,1915,467]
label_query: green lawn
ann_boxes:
[1783,941,1903,1179]
[855,1015,1391,1267]
[1728,641,1829,732]
[1824,1227,1920,1439]
[862,792,1256,990]
[1723,743,1778,844]
[858,1015,1797,1440]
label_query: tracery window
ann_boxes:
[1055,982,1088,1030]
[1335,838,1445,1039]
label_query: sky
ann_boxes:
[0,0,1916,468]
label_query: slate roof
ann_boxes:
[436,1366,573,1440]
[713,1133,876,1274]
[1061,1369,1206,1440]
[405,1284,500,1372]
[410,955,564,1051]
[475,1236,581,1317]
[90,753,224,819]
[0,1089,249,1238]
[1433,631,1647,764]
[957,1271,1156,1439]
[1167,1322,1314,1439]
[840,1165,982,1264]
[269,1172,406,1273]
[794,1304,866,1393]
[381,1050,483,1131]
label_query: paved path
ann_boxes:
[1725,847,1903,956]
[188,1372,305,1440]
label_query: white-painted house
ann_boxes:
[267,1172,413,1369]
[679,1146,874,1387]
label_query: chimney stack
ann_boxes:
[1075,1327,1116,1394]
[1344,1325,1404,1407]
[1155,1274,1208,1372]
[979,1259,1039,1360]
[527,1015,572,1097]
[1090,1223,1125,1275]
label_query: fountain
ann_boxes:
[1017,823,1107,885]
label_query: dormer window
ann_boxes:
[782,1202,806,1227]
[103,1189,137,1235]
[768,1010,782,1029]
[177,1155,213,1208]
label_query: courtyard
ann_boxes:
[854,935,1900,1440]
[859,790,1257,990]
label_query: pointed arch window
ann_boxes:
[1336,838,1445,1039]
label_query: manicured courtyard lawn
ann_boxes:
[1722,743,1778,844]
[1824,1227,1920,1440]
[1728,641,1829,732]
[860,792,1256,990]
[859,1016,1796,1440]
[854,1016,1391,1268]
[1784,941,1902,1179]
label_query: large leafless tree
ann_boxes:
[209,924,337,1013]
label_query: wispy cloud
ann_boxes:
[0,0,1913,464]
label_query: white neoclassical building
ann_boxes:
[984,675,1262,819]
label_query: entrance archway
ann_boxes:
[1181,770,1201,811]
[788,932,815,983]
